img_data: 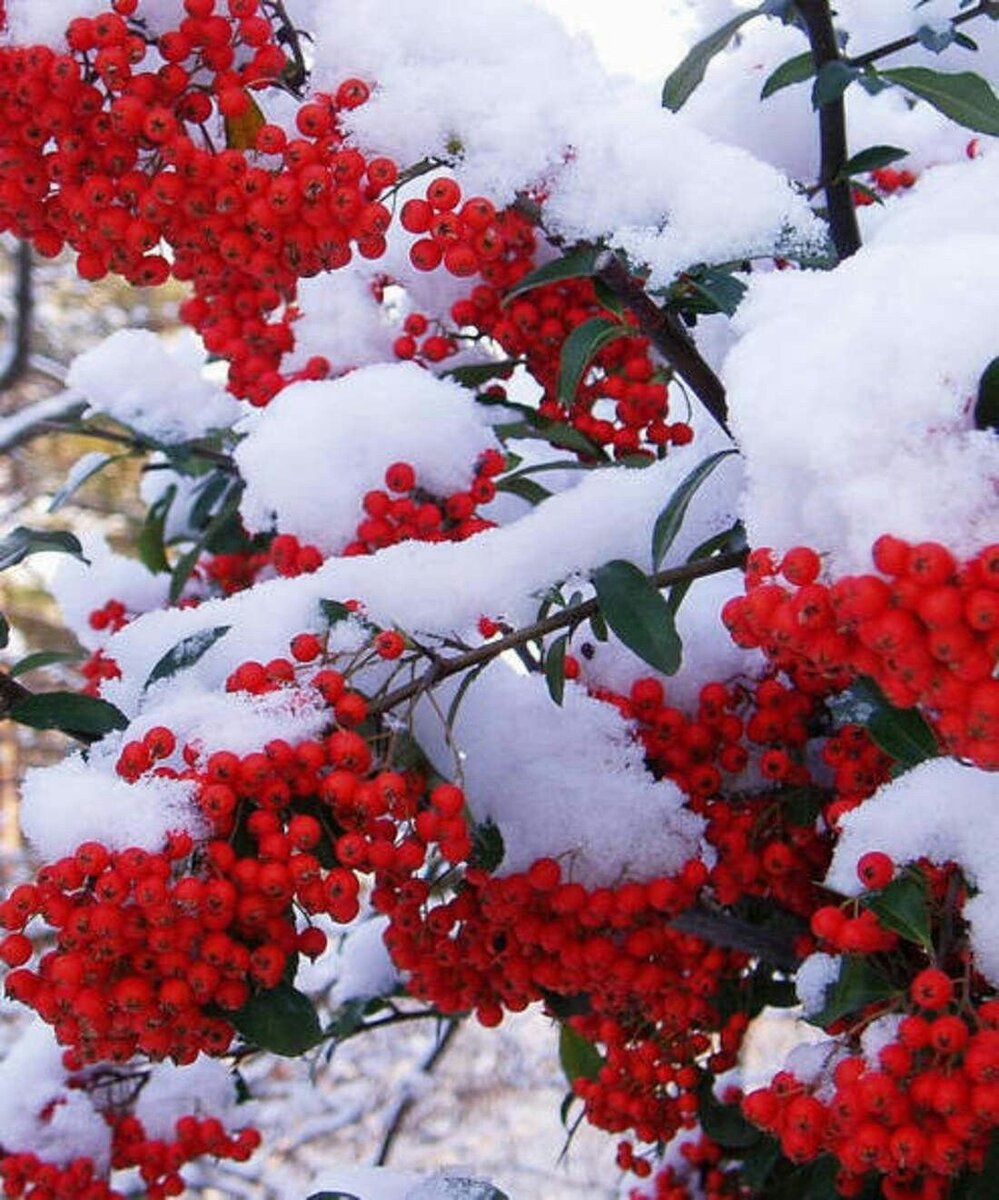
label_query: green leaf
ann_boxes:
[878,66,999,134]
[10,692,128,738]
[137,486,177,575]
[812,60,860,107]
[842,144,909,175]
[0,614,8,650]
[320,599,353,627]
[188,470,233,531]
[867,704,938,770]
[864,872,932,951]
[651,450,735,571]
[557,317,632,407]
[740,1135,782,1189]
[810,955,897,1029]
[962,1128,999,1200]
[230,981,323,1056]
[761,50,815,99]
[306,1192,360,1200]
[974,356,999,433]
[443,359,518,388]
[697,1077,761,1149]
[662,7,763,111]
[502,246,601,304]
[144,626,230,691]
[494,418,605,459]
[168,483,243,602]
[559,1023,604,1085]
[665,522,747,619]
[495,476,552,506]
[545,633,569,707]
[681,266,748,317]
[591,559,682,675]
[9,650,83,678]
[49,452,127,513]
[0,527,88,572]
[469,818,505,873]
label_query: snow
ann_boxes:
[235,365,497,554]
[418,662,704,887]
[67,330,242,446]
[329,916,400,1008]
[18,756,199,860]
[134,1057,249,1143]
[308,1165,505,1200]
[825,760,999,985]
[725,232,999,571]
[795,953,840,1017]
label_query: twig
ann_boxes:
[844,2,998,69]
[669,905,800,971]
[374,1017,461,1166]
[369,548,748,717]
[796,0,862,261]
[594,251,731,437]
[0,241,33,393]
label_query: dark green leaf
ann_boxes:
[974,356,999,432]
[49,453,126,513]
[681,267,747,317]
[167,483,244,603]
[665,522,747,619]
[559,1023,604,1085]
[469,818,504,872]
[810,955,897,1029]
[867,704,938,769]
[0,527,88,572]
[843,144,909,175]
[9,650,83,678]
[493,419,605,458]
[651,450,735,570]
[697,1077,761,1149]
[559,1090,578,1129]
[502,247,600,304]
[144,626,230,691]
[962,1128,999,1200]
[545,633,569,706]
[0,614,8,650]
[591,559,682,675]
[443,359,518,387]
[557,317,632,407]
[445,660,490,730]
[137,486,176,575]
[324,998,371,1042]
[662,7,763,111]
[864,872,932,951]
[230,981,323,1056]
[588,608,609,643]
[320,599,353,627]
[916,23,956,54]
[812,60,860,107]
[11,692,128,737]
[740,1135,782,1189]
[306,1192,360,1200]
[495,476,552,506]
[878,66,999,134]
[188,471,233,531]
[761,51,815,99]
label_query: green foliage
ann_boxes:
[591,559,682,675]
[878,66,999,134]
[862,871,933,952]
[651,450,736,570]
[230,981,323,1056]
[144,626,231,691]
[0,526,88,572]
[809,955,898,1030]
[974,356,999,432]
[761,50,815,98]
[558,1023,604,1085]
[662,7,766,111]
[10,691,128,738]
[501,246,600,303]
[557,317,632,408]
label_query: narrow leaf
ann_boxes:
[502,246,600,304]
[144,626,230,691]
[557,317,632,407]
[974,356,999,432]
[761,51,815,99]
[49,452,124,513]
[9,650,83,678]
[0,614,9,650]
[230,981,323,1056]
[591,559,682,676]
[864,873,932,951]
[662,7,763,111]
[224,92,266,149]
[545,633,569,706]
[306,1193,359,1200]
[0,527,88,572]
[666,522,747,619]
[320,599,353,627]
[651,450,735,570]
[867,704,939,769]
[137,486,176,575]
[469,818,505,873]
[443,359,518,388]
[697,1078,761,1149]
[168,483,242,602]
[559,1024,604,1085]
[879,67,999,135]
[11,692,128,737]
[810,956,897,1029]
[495,475,552,506]
[843,144,909,175]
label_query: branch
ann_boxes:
[374,1017,460,1167]
[796,0,862,261]
[845,2,999,69]
[0,241,33,393]
[263,0,309,94]
[370,548,748,717]
[0,392,86,454]
[669,905,801,971]
[594,251,731,438]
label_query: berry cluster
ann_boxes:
[722,539,999,769]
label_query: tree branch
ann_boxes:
[0,241,34,393]
[669,905,801,971]
[594,251,731,438]
[370,548,748,717]
[374,1018,461,1166]
[845,2,999,69]
[796,0,862,261]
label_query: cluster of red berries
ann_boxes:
[722,539,999,769]
[854,164,919,207]
[0,1105,259,1200]
[343,453,503,555]
[626,1125,742,1199]
[391,310,458,364]
[0,0,398,405]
